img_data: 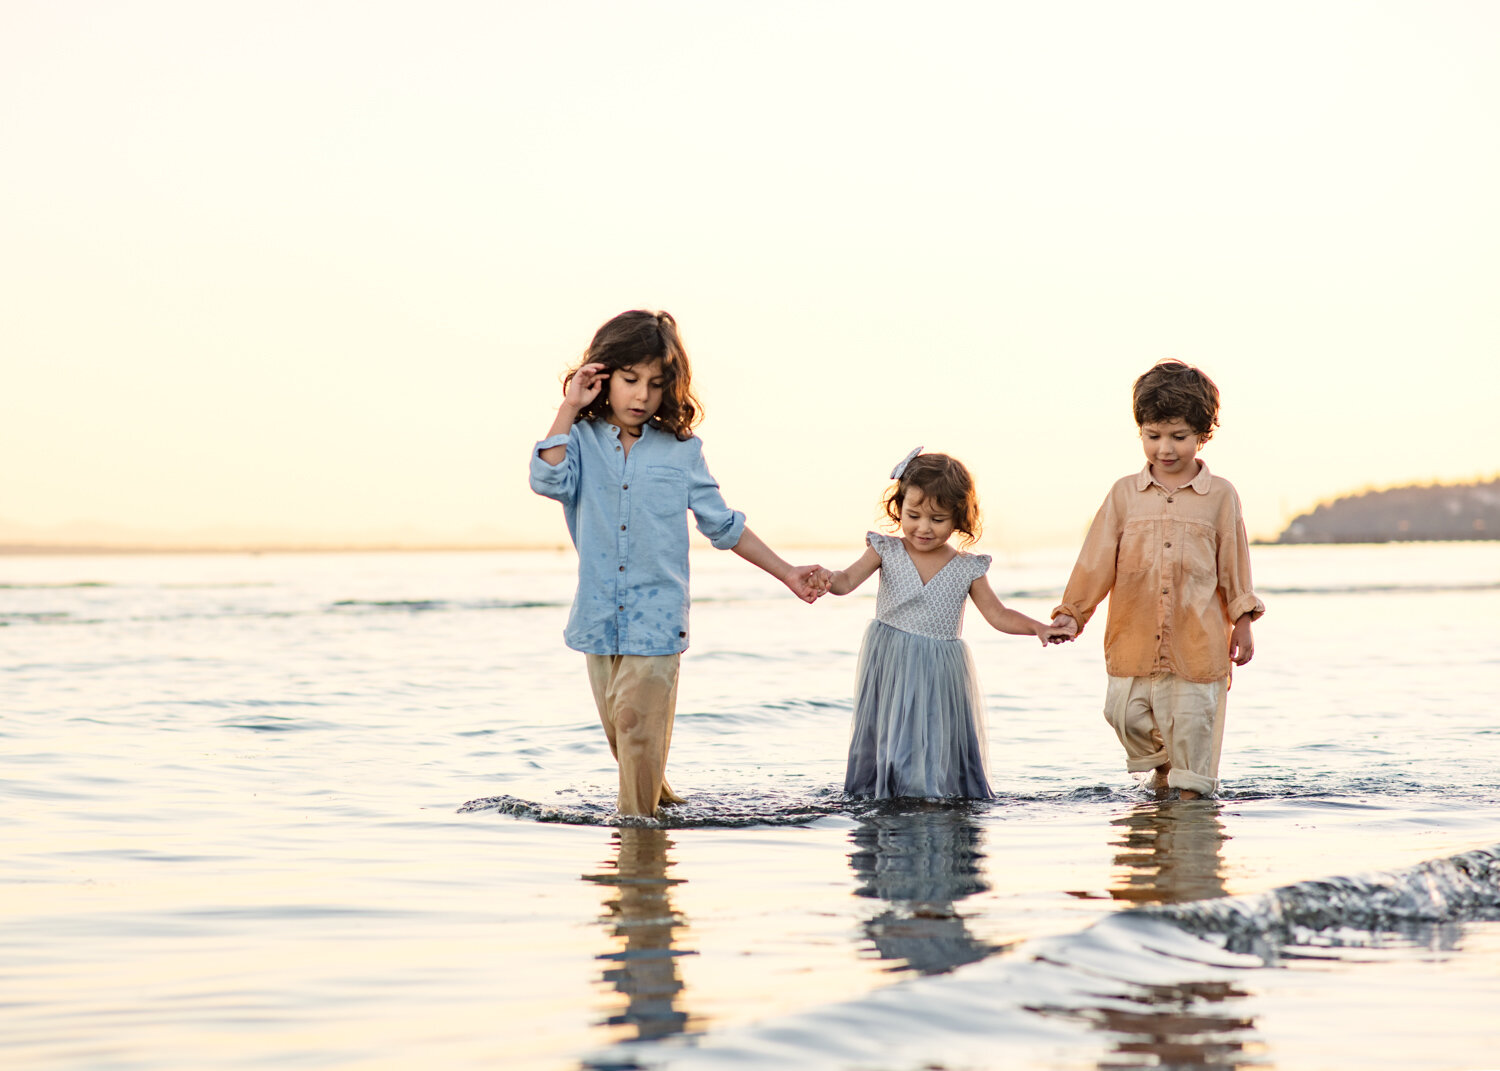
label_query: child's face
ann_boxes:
[1140,418,1206,483]
[605,358,664,435]
[899,486,957,552]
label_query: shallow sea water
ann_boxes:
[3,542,1499,1069]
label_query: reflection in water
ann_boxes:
[1086,979,1262,1071]
[1091,802,1259,1070]
[581,827,696,1047]
[848,804,1003,975]
[1110,801,1230,905]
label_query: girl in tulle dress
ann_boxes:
[818,449,1072,799]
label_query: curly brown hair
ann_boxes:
[563,310,702,440]
[882,453,982,547]
[1133,359,1221,442]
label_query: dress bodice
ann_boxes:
[868,531,991,640]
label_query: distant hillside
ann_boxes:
[1277,479,1500,544]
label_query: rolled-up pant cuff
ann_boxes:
[1167,769,1219,795]
[1125,750,1168,773]
[1104,673,1228,795]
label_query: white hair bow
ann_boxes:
[890,446,923,480]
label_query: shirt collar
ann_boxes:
[1136,460,1214,494]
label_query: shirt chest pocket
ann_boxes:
[1117,520,1158,576]
[643,466,689,517]
[1181,523,1219,581]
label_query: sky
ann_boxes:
[4,1,1498,552]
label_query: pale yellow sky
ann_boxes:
[4,1,1497,551]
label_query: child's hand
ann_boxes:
[806,567,834,597]
[1230,615,1255,666]
[1037,622,1075,646]
[564,362,609,409]
[785,564,828,604]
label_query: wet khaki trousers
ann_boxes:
[1103,674,1229,796]
[585,653,686,817]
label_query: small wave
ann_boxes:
[458,789,847,827]
[458,786,1146,827]
[330,599,448,612]
[0,581,111,589]
[1145,841,1500,955]
[328,597,565,613]
[1260,579,1500,596]
[160,581,275,590]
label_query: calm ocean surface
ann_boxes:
[3,543,1499,1069]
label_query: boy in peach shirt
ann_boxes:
[1052,361,1264,799]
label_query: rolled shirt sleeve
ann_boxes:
[529,432,578,504]
[687,442,746,550]
[1219,484,1267,624]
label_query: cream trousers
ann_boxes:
[585,653,685,817]
[1103,673,1229,795]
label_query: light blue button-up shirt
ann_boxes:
[530,419,747,656]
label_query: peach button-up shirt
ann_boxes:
[1053,462,1265,684]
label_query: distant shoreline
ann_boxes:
[1275,477,1499,545]
[1253,536,1499,546]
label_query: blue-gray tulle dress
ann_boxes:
[844,532,994,800]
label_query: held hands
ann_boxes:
[785,564,830,604]
[1042,614,1079,646]
[1036,621,1075,646]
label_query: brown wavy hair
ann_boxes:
[1133,359,1221,442]
[882,452,982,547]
[562,310,702,440]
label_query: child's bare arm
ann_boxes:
[730,527,825,603]
[824,546,881,596]
[971,576,1073,645]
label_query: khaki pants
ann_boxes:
[585,654,686,817]
[1103,674,1229,795]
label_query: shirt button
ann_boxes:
[1166,497,1174,503]
[614,445,621,452]
[622,484,629,490]
[1164,542,1172,548]
[618,605,624,612]
[620,525,627,531]
[1161,588,1169,594]
[619,565,625,572]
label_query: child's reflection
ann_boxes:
[1069,803,1251,1068]
[848,804,1003,975]
[1108,800,1229,905]
[583,827,695,1042]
